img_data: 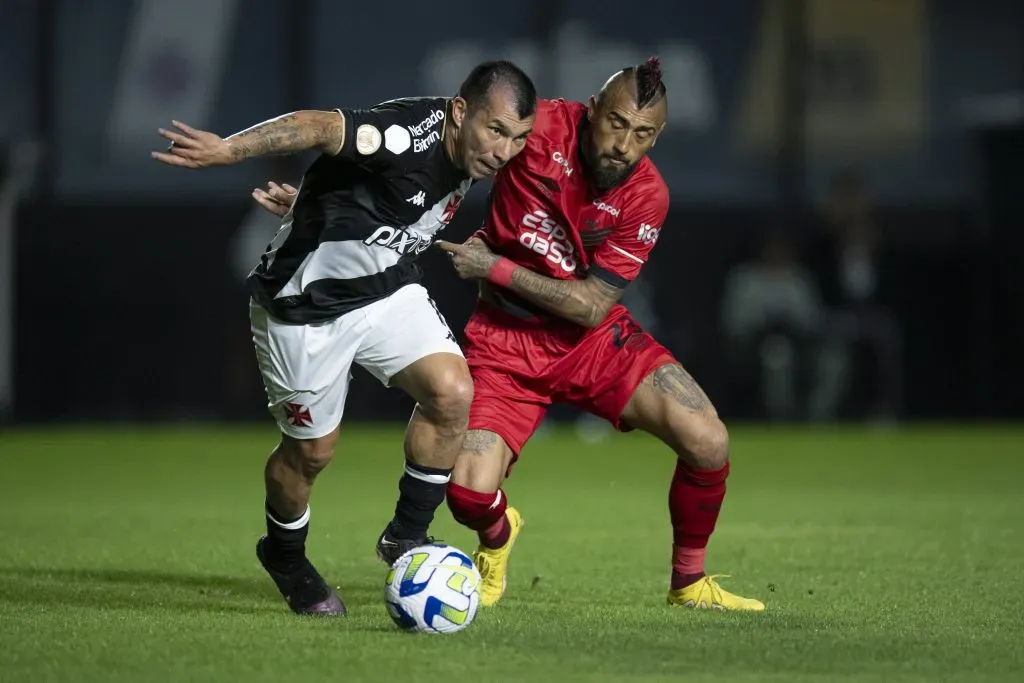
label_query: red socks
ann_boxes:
[448,457,728,586]
[669,459,729,589]
[446,483,511,549]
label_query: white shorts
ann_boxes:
[250,283,464,439]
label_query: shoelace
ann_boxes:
[703,574,732,604]
[474,552,494,578]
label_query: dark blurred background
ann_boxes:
[1,0,1021,430]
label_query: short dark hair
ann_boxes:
[457,60,537,120]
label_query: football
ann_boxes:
[384,543,481,634]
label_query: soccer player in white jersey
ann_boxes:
[152,62,536,615]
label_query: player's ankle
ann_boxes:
[479,515,511,549]
[671,570,706,590]
[262,536,307,574]
[391,459,452,541]
[384,519,423,541]
[264,503,311,572]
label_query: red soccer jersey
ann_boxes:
[479,98,669,293]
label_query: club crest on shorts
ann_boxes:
[284,402,313,427]
[355,124,382,155]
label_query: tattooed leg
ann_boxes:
[622,363,729,470]
[621,362,737,592]
[451,430,514,493]
[463,429,499,454]
[446,427,522,599]
[650,364,713,413]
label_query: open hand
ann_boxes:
[151,120,235,169]
[435,237,500,280]
[252,182,298,218]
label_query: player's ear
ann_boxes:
[450,96,467,130]
[587,96,598,121]
[649,122,666,149]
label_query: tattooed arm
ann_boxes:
[505,267,624,328]
[436,237,625,328]
[225,111,345,159]
[152,111,345,169]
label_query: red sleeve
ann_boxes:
[590,180,669,287]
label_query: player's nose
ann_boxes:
[492,138,515,165]
[611,130,631,157]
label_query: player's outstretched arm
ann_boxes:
[151,111,345,169]
[437,238,624,328]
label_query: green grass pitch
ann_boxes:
[1,424,1022,682]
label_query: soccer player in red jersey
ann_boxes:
[436,57,764,611]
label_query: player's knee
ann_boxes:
[677,414,729,470]
[451,455,493,494]
[420,371,473,430]
[446,481,505,531]
[280,434,335,479]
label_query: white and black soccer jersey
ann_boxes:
[247,97,472,324]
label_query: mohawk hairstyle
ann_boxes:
[598,56,666,110]
[635,56,666,108]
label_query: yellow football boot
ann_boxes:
[472,507,523,607]
[667,575,765,611]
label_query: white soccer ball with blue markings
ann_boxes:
[384,543,481,634]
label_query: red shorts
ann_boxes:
[464,302,676,459]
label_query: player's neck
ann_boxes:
[440,99,461,171]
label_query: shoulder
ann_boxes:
[343,97,449,159]
[536,97,586,119]
[533,99,586,133]
[631,158,669,201]
[519,99,586,172]
[620,159,669,215]
[365,96,448,119]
